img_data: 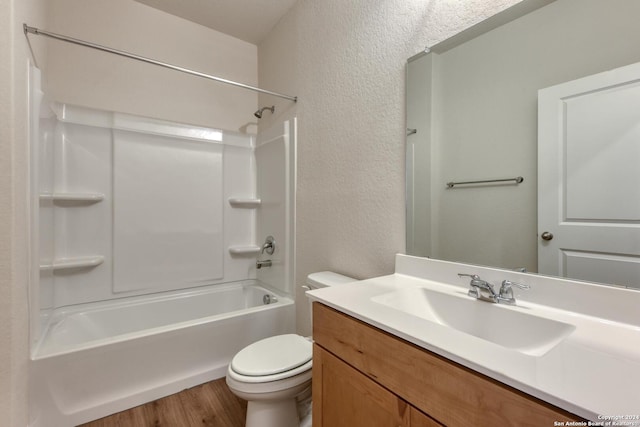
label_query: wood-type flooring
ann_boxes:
[79,378,246,427]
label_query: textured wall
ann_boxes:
[257,0,523,335]
[0,0,48,425]
[45,0,258,133]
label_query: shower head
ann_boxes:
[254,105,275,119]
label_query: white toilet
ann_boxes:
[226,271,354,427]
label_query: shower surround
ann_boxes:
[29,82,296,425]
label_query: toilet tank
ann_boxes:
[305,271,355,334]
[306,271,355,290]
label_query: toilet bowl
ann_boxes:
[226,272,354,427]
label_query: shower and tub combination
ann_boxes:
[27,61,297,425]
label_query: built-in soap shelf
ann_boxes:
[228,197,261,208]
[228,246,261,256]
[228,197,262,255]
[40,255,105,271]
[39,192,105,203]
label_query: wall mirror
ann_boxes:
[406,0,640,290]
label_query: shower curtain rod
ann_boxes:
[23,24,298,103]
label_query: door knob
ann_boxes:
[541,231,554,241]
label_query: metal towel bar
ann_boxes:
[446,176,524,188]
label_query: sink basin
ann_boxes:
[372,287,575,356]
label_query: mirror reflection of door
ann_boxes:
[538,61,640,289]
[405,0,640,290]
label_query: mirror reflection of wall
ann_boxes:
[406,0,640,288]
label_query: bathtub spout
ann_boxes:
[256,259,272,269]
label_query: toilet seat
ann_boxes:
[228,334,312,383]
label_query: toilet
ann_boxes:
[226,271,354,427]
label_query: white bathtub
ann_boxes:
[29,281,295,427]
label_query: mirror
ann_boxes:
[406,0,640,290]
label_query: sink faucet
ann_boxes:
[458,274,530,305]
[458,274,498,302]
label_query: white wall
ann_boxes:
[36,107,259,311]
[255,115,297,298]
[0,0,47,424]
[45,0,258,133]
[257,0,524,335]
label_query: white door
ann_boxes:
[538,62,640,289]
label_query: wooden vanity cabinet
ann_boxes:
[313,345,442,427]
[312,302,584,427]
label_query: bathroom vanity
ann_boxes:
[308,255,640,426]
[312,303,581,426]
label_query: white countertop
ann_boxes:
[307,255,640,422]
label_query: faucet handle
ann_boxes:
[458,273,487,287]
[458,273,494,300]
[458,273,481,282]
[500,279,530,291]
[498,280,530,305]
[261,235,276,255]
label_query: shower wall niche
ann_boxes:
[35,103,267,345]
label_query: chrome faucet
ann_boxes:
[458,274,529,305]
[497,280,530,305]
[458,273,498,302]
[261,236,275,255]
[256,236,275,269]
[256,259,272,269]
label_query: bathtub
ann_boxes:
[29,281,295,427]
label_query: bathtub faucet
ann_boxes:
[261,236,275,255]
[256,259,272,269]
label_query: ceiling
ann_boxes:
[134,0,298,45]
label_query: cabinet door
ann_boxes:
[313,344,410,427]
[410,408,443,427]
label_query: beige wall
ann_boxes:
[1,0,47,424]
[257,0,523,335]
[45,0,258,133]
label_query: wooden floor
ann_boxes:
[79,378,247,427]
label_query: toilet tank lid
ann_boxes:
[306,271,355,289]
